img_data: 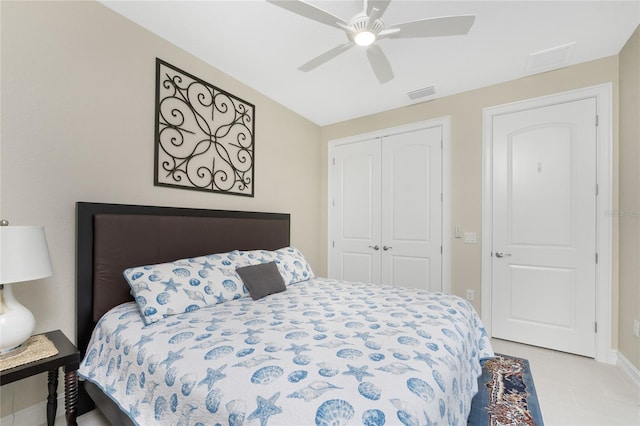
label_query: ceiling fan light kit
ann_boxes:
[267,0,475,84]
[354,31,376,46]
[350,12,383,46]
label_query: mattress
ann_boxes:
[79,277,493,425]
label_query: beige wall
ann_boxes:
[1,0,636,419]
[618,25,640,371]
[0,1,321,415]
[320,56,620,346]
[321,56,618,310]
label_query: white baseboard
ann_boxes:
[0,395,64,426]
[617,350,640,405]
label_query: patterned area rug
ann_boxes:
[468,354,544,426]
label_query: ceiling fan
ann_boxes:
[266,0,475,84]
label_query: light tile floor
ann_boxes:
[491,338,640,426]
[65,339,640,425]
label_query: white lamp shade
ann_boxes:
[0,226,53,284]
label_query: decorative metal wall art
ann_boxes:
[155,59,255,196]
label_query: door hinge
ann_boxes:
[595,115,599,127]
[332,241,335,248]
[595,322,598,333]
[595,183,599,196]
[440,246,443,254]
[595,252,599,264]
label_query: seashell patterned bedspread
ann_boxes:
[79,278,493,426]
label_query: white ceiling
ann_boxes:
[100,0,640,126]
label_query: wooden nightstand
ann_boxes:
[0,330,80,426]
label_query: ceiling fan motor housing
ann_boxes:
[350,13,384,38]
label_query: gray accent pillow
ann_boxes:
[236,261,286,300]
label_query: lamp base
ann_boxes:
[0,283,36,354]
[0,341,29,357]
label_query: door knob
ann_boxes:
[369,245,380,251]
[495,251,512,258]
[383,245,392,251]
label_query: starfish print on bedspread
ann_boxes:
[248,392,282,426]
[353,331,372,341]
[112,322,130,336]
[285,343,310,356]
[413,350,438,368]
[241,328,263,337]
[158,349,185,369]
[402,320,419,330]
[342,364,374,382]
[198,365,228,391]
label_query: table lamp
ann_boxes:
[0,221,53,355]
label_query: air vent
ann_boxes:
[527,42,575,74]
[407,85,436,100]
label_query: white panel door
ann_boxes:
[381,127,442,290]
[492,98,597,357]
[330,125,443,291]
[330,138,381,284]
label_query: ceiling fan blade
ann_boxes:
[366,44,394,84]
[389,15,476,38]
[266,0,348,30]
[299,43,354,72]
[365,0,391,17]
[366,6,383,30]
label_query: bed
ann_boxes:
[76,202,493,426]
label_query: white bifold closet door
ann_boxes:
[329,126,442,291]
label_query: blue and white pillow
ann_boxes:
[124,247,315,324]
[234,247,314,285]
[124,252,249,325]
[235,249,276,265]
[273,246,315,284]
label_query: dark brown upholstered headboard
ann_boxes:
[91,214,290,322]
[76,202,290,415]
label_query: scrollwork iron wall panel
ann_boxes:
[155,59,255,196]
